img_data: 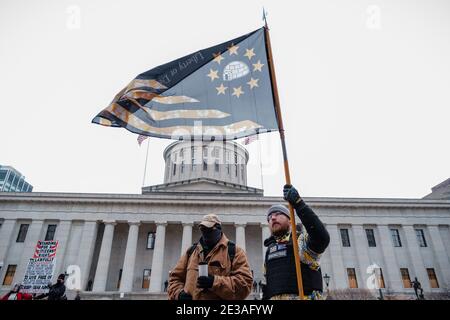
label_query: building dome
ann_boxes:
[162,140,249,186]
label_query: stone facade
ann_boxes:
[1,192,449,299]
[0,142,449,299]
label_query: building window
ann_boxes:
[11,174,18,190]
[214,161,219,172]
[0,169,7,182]
[226,164,230,175]
[17,178,24,191]
[234,152,238,164]
[7,172,15,185]
[203,160,207,171]
[400,268,412,288]
[212,147,219,158]
[390,228,402,247]
[180,148,184,158]
[347,268,358,288]
[142,269,151,289]
[415,229,427,247]
[3,265,17,285]
[117,269,122,289]
[181,161,184,174]
[16,224,29,243]
[203,146,208,157]
[191,146,195,167]
[45,224,57,241]
[427,268,439,288]
[147,232,156,249]
[365,229,376,247]
[172,164,176,176]
[340,228,351,247]
[234,165,238,177]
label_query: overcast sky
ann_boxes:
[1,0,449,198]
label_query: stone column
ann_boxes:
[76,221,98,291]
[353,224,372,289]
[0,219,16,278]
[378,225,403,291]
[428,225,450,290]
[180,223,193,256]
[235,223,246,252]
[14,220,44,284]
[93,221,116,292]
[149,222,167,293]
[53,220,72,277]
[403,225,430,290]
[327,224,347,289]
[119,221,141,292]
[261,224,271,260]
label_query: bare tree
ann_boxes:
[326,289,377,300]
[423,292,450,300]
[384,294,415,300]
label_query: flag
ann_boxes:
[243,134,258,145]
[137,134,148,146]
[92,28,279,141]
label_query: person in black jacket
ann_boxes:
[34,273,67,300]
[263,184,330,300]
[411,277,424,300]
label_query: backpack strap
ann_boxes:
[227,240,236,265]
[187,241,236,265]
[187,242,198,258]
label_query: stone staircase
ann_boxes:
[78,291,168,300]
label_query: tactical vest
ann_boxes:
[264,234,323,298]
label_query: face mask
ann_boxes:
[201,227,222,247]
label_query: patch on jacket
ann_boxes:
[269,243,286,254]
[267,248,287,261]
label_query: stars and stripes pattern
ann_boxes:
[92,28,278,141]
[137,134,148,146]
[243,134,258,145]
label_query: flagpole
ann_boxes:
[258,136,264,193]
[142,138,150,187]
[264,25,305,299]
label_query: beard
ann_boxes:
[271,223,290,237]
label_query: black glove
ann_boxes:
[197,275,214,289]
[178,290,192,300]
[283,184,302,205]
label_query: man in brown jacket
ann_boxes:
[168,214,253,300]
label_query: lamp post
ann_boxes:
[323,273,331,298]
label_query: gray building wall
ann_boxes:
[0,192,449,299]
